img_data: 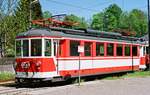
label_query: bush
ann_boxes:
[5,48,15,57]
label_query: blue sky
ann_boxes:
[40,0,147,20]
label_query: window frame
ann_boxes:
[125,44,131,56]
[116,44,123,56]
[44,39,51,56]
[15,39,22,57]
[22,40,29,57]
[70,40,80,56]
[132,45,138,56]
[31,39,42,56]
[96,42,104,56]
[15,38,47,58]
[84,42,92,56]
[16,39,30,57]
[106,43,114,56]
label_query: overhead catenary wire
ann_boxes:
[46,0,147,13]
[46,0,101,12]
[87,0,113,8]
[44,0,147,22]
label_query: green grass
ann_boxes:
[0,72,15,82]
[1,71,149,82]
[104,71,150,80]
[72,71,150,83]
[122,71,150,78]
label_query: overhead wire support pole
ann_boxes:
[29,0,32,28]
[29,0,38,28]
[147,0,150,70]
[78,53,81,86]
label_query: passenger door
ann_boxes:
[53,39,60,73]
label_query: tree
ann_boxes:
[128,9,147,37]
[0,0,18,57]
[91,4,122,31]
[0,0,43,57]
[31,0,43,20]
[63,14,88,29]
[119,12,130,29]
[0,0,17,20]
[103,13,117,31]
[43,11,52,18]
[104,4,122,31]
[1,16,17,57]
[15,0,43,30]
[91,12,104,31]
[7,0,43,56]
[79,17,88,29]
[91,4,147,37]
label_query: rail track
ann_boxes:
[0,86,51,95]
[0,87,30,95]
[0,82,51,95]
[0,79,81,95]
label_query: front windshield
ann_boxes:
[31,39,42,56]
[16,38,51,57]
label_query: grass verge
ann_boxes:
[0,72,15,82]
[122,71,150,78]
[104,71,150,80]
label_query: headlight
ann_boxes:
[21,62,30,69]
[36,61,41,70]
[36,61,41,67]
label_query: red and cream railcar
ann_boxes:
[144,44,150,68]
[14,28,147,83]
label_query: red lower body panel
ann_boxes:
[59,65,139,77]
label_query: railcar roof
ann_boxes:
[17,28,142,44]
[17,29,55,36]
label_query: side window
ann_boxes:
[125,45,130,56]
[70,40,80,56]
[117,44,123,56]
[107,43,114,56]
[96,43,104,56]
[16,40,21,56]
[45,39,51,56]
[84,42,92,56]
[132,45,137,56]
[23,40,29,57]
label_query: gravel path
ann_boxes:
[25,77,150,95]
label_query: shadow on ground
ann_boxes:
[1,72,130,88]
